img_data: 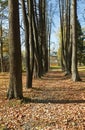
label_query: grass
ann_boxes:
[0,126,7,130]
[8,99,22,107]
[50,65,61,70]
[78,66,85,71]
[50,65,85,72]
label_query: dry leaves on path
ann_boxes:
[0,70,85,130]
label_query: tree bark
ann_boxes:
[7,0,23,99]
[71,0,81,81]
[0,20,4,72]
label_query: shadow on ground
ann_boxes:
[22,97,85,104]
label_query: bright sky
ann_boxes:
[1,0,85,52]
[49,0,60,52]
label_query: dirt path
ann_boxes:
[0,70,85,130]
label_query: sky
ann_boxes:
[50,0,85,52]
[48,0,60,52]
[1,0,85,52]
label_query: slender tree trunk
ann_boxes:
[64,0,71,75]
[22,0,35,88]
[0,20,4,72]
[59,0,65,71]
[26,0,34,88]
[21,0,31,88]
[67,0,72,73]
[39,0,44,75]
[71,0,81,81]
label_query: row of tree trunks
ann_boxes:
[7,0,81,99]
[21,0,48,88]
[59,0,71,74]
[59,0,81,81]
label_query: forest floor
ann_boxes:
[0,68,85,130]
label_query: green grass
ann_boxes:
[78,66,85,71]
[50,65,85,72]
[50,65,61,69]
[0,126,7,130]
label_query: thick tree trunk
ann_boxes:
[7,0,23,99]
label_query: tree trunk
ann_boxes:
[0,21,4,72]
[7,0,23,99]
[64,0,71,75]
[59,0,65,71]
[71,0,81,81]
[39,0,48,74]
[26,0,34,88]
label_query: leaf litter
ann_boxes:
[0,70,85,129]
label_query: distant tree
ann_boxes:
[7,0,23,99]
[77,19,84,65]
[0,21,4,72]
[47,2,55,69]
[0,0,9,72]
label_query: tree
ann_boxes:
[0,0,8,72]
[71,0,81,81]
[77,19,84,65]
[7,0,23,99]
[47,2,55,69]
[64,0,72,75]
[58,0,65,71]
[39,0,48,74]
[0,20,4,72]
